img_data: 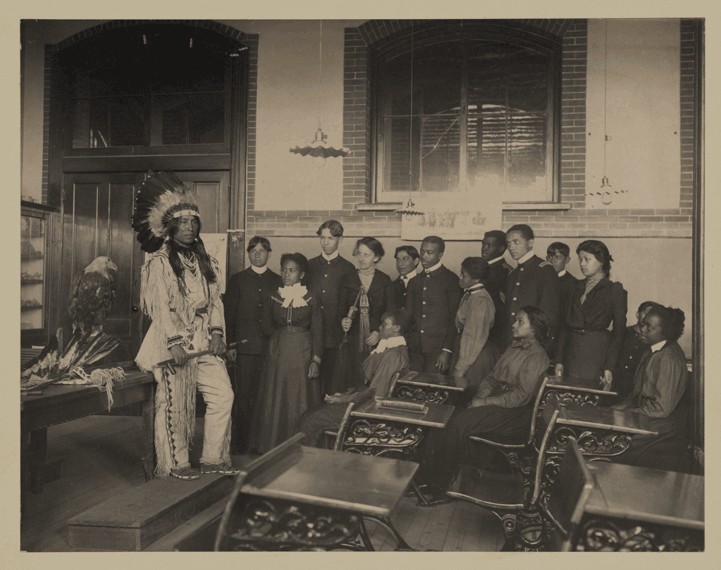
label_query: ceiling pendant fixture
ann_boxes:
[588,21,628,205]
[395,23,424,217]
[289,20,350,161]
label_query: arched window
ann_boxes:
[372,25,560,203]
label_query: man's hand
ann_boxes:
[169,344,189,366]
[554,363,564,377]
[469,397,487,408]
[600,369,613,391]
[365,330,380,347]
[210,333,226,357]
[435,351,451,374]
[341,317,352,333]
[226,347,237,363]
[308,361,320,379]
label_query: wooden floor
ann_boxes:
[21,415,504,552]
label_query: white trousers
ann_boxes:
[153,354,234,476]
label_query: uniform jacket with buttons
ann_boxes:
[402,265,462,355]
[485,258,512,349]
[224,267,282,355]
[505,255,560,344]
[307,255,356,349]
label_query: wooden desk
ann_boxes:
[391,370,465,405]
[216,434,418,551]
[21,370,155,499]
[540,375,617,411]
[538,403,659,499]
[575,462,704,551]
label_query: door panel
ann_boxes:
[59,170,230,355]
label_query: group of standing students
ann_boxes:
[132,175,691,484]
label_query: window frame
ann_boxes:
[370,24,561,204]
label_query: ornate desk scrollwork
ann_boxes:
[577,517,704,552]
[341,418,425,460]
[539,390,601,411]
[223,497,362,551]
[548,426,632,457]
[393,384,450,405]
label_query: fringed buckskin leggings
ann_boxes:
[153,354,234,477]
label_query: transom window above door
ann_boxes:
[373,26,560,203]
[60,24,240,153]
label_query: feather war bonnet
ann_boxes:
[132,171,200,253]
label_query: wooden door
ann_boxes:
[58,170,231,355]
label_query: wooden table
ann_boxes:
[575,462,704,551]
[215,434,418,551]
[391,370,465,405]
[21,370,155,500]
[540,375,617,411]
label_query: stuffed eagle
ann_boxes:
[22,256,122,387]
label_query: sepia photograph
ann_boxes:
[6,1,717,565]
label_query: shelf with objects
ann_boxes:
[20,200,56,346]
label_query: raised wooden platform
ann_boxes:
[67,463,249,551]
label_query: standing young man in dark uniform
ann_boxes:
[391,245,420,310]
[481,229,513,351]
[545,241,580,360]
[306,219,355,395]
[224,236,282,454]
[505,224,560,352]
[402,236,462,373]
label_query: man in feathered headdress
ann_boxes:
[133,171,238,480]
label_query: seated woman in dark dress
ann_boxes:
[612,305,691,472]
[554,240,627,390]
[417,305,550,502]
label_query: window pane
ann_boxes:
[72,96,147,148]
[421,114,460,192]
[156,93,225,145]
[383,116,421,192]
[418,43,461,115]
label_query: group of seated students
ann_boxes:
[224,219,693,504]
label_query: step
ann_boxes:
[66,455,259,552]
[145,496,227,551]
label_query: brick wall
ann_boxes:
[247,18,698,240]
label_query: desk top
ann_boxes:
[546,375,618,397]
[355,397,455,428]
[586,462,704,530]
[241,445,418,517]
[396,371,465,392]
[558,403,658,436]
[21,370,153,411]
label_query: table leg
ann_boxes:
[141,391,155,481]
[364,515,415,551]
[29,428,48,494]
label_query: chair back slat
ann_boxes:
[529,406,560,506]
[544,439,595,551]
[528,376,549,445]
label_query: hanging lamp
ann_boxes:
[395,23,424,217]
[289,20,350,160]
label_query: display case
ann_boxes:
[21,201,55,343]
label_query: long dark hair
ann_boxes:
[166,216,217,293]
